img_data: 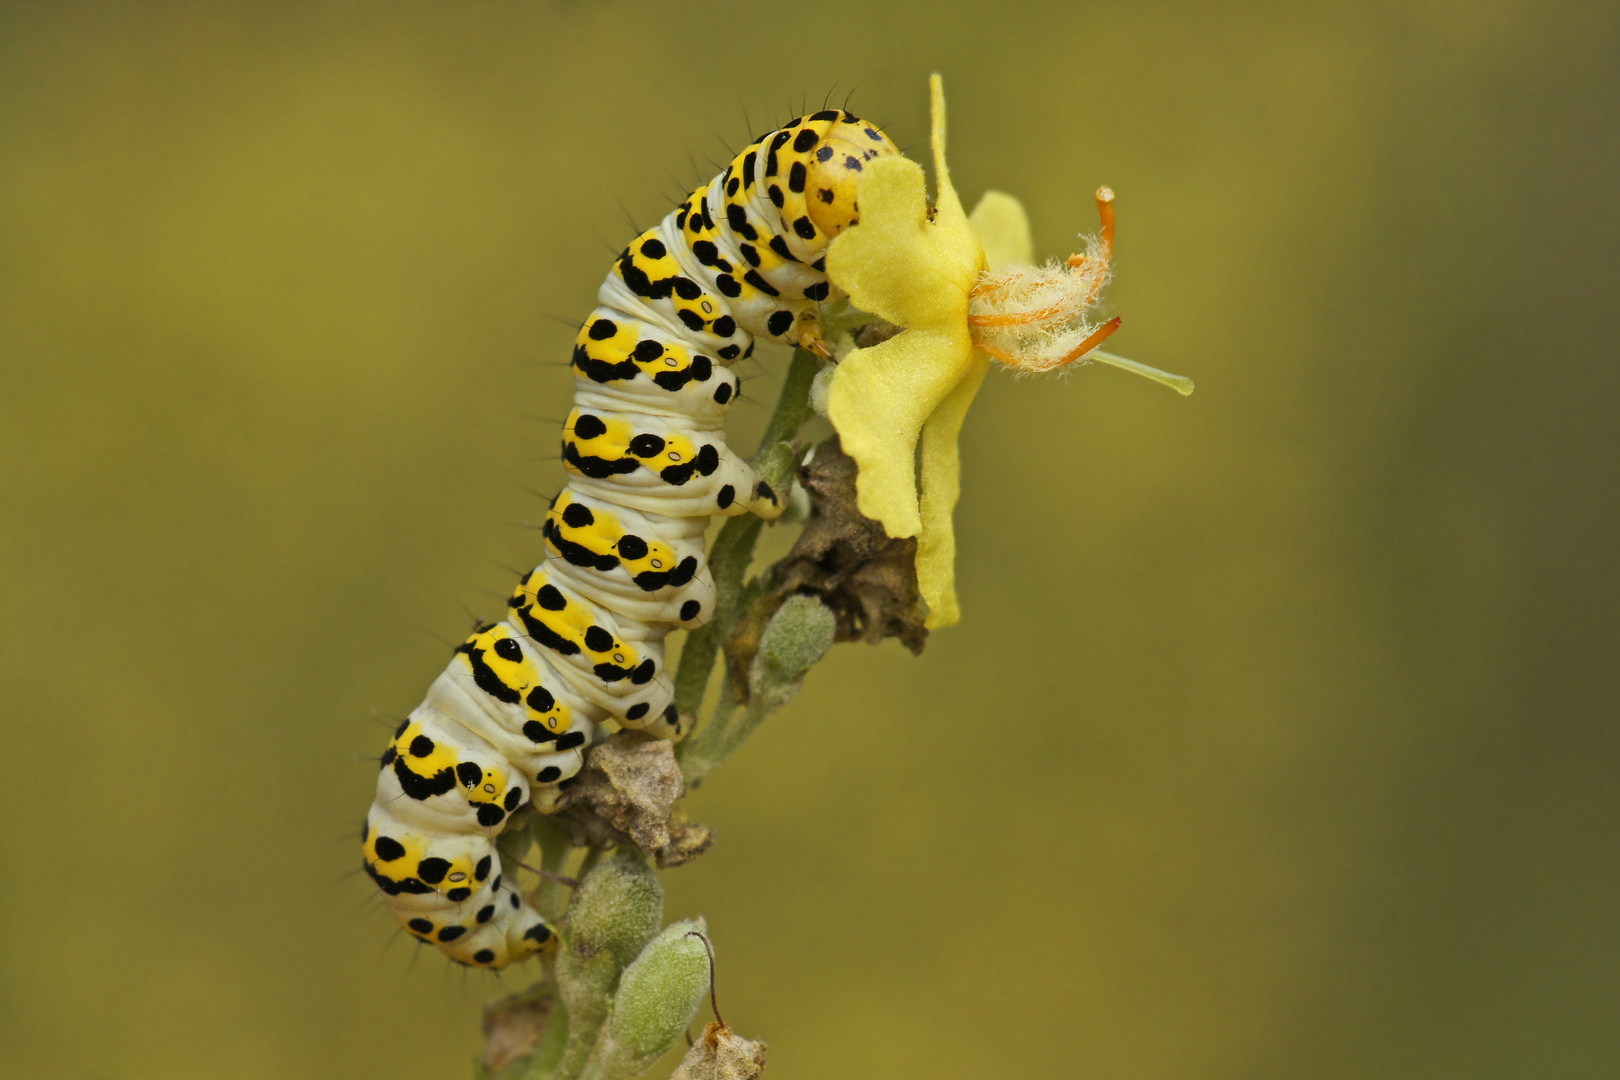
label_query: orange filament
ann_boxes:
[1056,316,1122,367]
[967,300,1067,328]
[1067,187,1115,269]
[1066,187,1116,307]
[969,338,1021,365]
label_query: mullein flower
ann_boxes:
[826,75,1191,628]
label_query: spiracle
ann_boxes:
[361,110,901,967]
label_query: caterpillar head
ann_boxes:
[804,116,901,237]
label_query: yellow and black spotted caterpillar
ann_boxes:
[362,110,901,967]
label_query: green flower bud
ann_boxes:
[555,854,664,1079]
[752,595,836,694]
[566,853,664,971]
[579,919,712,1080]
[610,919,711,1059]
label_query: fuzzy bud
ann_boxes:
[752,595,836,695]
[565,853,664,971]
[581,919,712,1080]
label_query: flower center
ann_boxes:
[967,187,1121,373]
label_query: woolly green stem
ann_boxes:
[679,594,835,786]
[519,1000,570,1080]
[700,687,787,777]
[573,845,605,886]
[676,679,744,787]
[671,517,761,716]
[671,349,818,716]
[531,813,576,923]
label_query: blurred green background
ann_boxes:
[3,1,1616,1077]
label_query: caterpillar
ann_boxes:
[362,109,902,968]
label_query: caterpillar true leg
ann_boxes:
[363,110,902,967]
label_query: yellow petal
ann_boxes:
[926,73,985,280]
[823,74,991,627]
[915,350,989,628]
[827,325,976,539]
[826,155,975,331]
[968,191,1034,273]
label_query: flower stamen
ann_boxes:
[965,185,1190,394]
[1056,315,1123,365]
[1067,187,1115,272]
[966,185,1119,373]
[966,300,1066,328]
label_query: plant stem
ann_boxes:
[531,813,575,923]
[671,516,761,715]
[671,350,818,717]
[520,1000,570,1080]
[676,678,735,786]
[574,845,605,884]
[698,699,772,780]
